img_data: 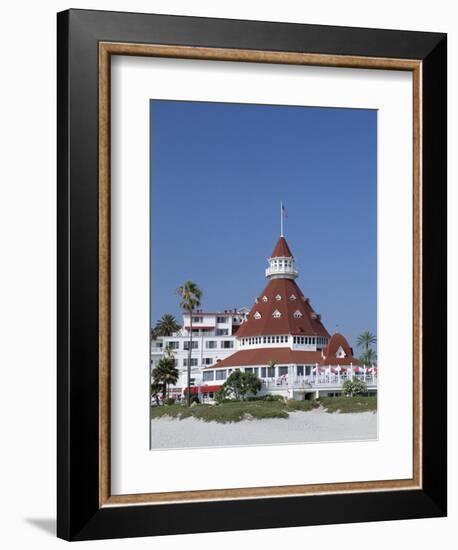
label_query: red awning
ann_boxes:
[184,326,214,330]
[183,385,221,394]
[331,366,348,373]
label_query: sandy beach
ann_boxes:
[150,409,377,449]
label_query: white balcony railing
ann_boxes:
[262,374,377,390]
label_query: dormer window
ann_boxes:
[272,309,281,318]
[293,310,303,319]
[336,346,346,359]
[275,294,282,301]
[254,311,262,320]
[290,294,296,301]
[262,296,268,302]
[311,312,317,319]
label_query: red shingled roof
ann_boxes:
[271,236,293,258]
[319,333,361,366]
[207,348,322,369]
[236,278,330,338]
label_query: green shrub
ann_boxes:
[342,377,368,397]
[264,394,283,402]
[214,387,227,404]
[220,370,262,400]
[164,397,175,406]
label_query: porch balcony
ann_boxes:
[261,373,378,391]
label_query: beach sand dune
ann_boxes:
[150,409,377,450]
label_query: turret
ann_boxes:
[265,237,298,280]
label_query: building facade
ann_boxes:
[150,308,249,397]
[151,235,377,402]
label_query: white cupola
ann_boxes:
[265,236,298,280]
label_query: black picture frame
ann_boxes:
[57,8,447,541]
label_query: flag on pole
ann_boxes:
[280,202,287,236]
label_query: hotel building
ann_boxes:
[151,235,377,401]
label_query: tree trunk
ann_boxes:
[187,314,193,406]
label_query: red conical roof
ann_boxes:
[236,278,330,338]
[319,333,360,366]
[271,237,293,258]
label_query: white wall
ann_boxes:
[0,1,455,548]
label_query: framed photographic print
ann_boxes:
[57,9,447,541]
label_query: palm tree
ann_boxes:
[357,331,377,367]
[177,281,203,406]
[150,379,163,406]
[356,331,377,354]
[152,348,179,400]
[359,348,377,367]
[356,331,377,351]
[154,314,181,337]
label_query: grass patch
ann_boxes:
[151,397,378,423]
[318,396,377,413]
[151,400,291,423]
[285,399,320,412]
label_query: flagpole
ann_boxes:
[280,201,284,237]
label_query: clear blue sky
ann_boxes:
[150,100,377,350]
